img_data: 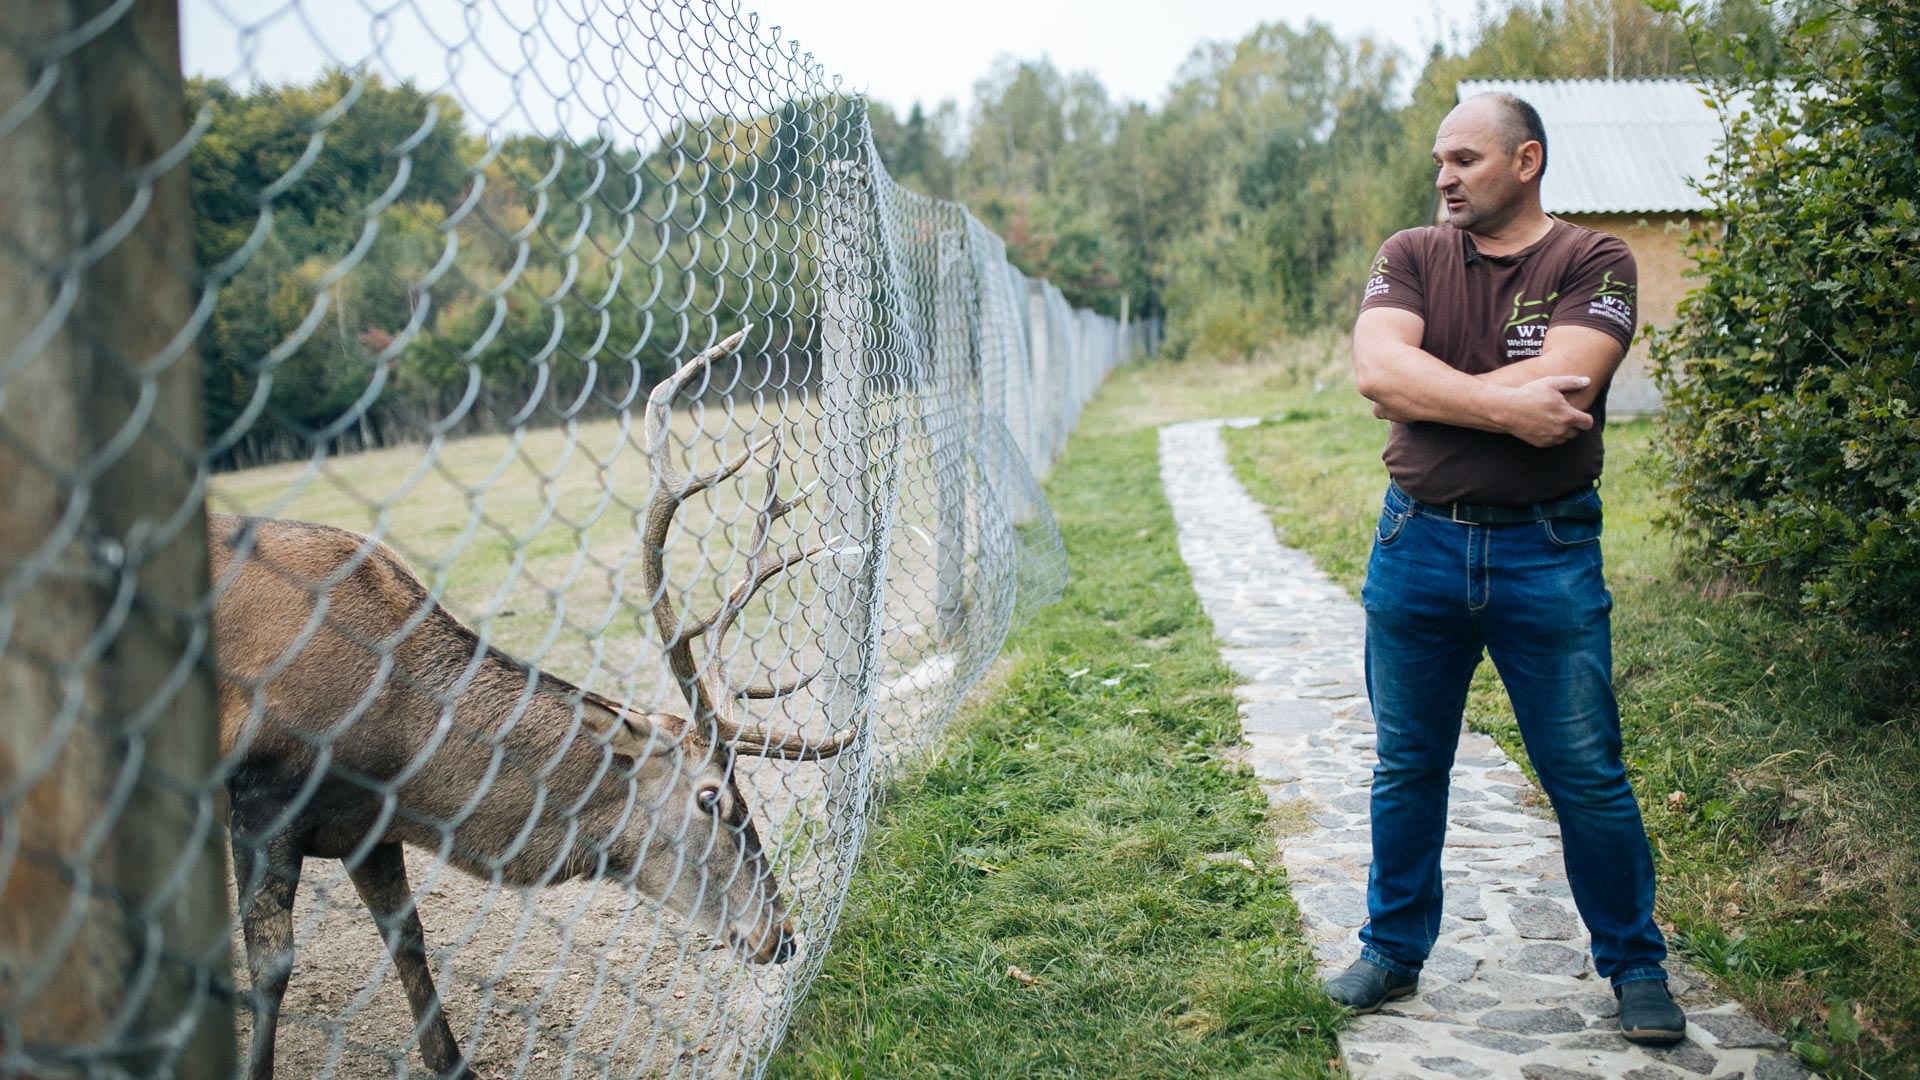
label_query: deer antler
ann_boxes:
[641,328,860,761]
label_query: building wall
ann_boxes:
[1562,212,1698,415]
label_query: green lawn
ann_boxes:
[770,348,1918,1077]
[769,359,1347,1078]
[1220,381,1920,1079]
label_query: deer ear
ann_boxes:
[607,711,683,760]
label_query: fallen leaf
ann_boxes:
[1006,965,1039,986]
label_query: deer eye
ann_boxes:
[696,783,722,812]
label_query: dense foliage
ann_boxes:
[1649,0,1920,631]
[187,75,850,465]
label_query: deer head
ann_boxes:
[620,326,861,963]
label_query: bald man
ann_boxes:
[1324,93,1685,1046]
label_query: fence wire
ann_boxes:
[0,1,1159,1078]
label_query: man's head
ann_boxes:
[1432,92,1547,235]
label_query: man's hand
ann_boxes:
[1494,375,1593,447]
[1353,310,1620,444]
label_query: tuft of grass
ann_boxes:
[1222,383,1920,1079]
[770,395,1345,1077]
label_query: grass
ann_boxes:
[1217,368,1920,1079]
[768,358,1347,1078]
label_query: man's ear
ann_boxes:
[1515,140,1545,184]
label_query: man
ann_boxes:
[1322,92,1686,1046]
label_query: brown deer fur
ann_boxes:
[208,323,851,1080]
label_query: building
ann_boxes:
[1454,79,1727,414]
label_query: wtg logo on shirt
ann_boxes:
[1586,272,1635,332]
[1364,253,1392,302]
[1503,289,1558,359]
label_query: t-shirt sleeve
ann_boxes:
[1358,230,1425,316]
[1549,235,1637,348]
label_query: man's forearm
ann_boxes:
[1474,352,1602,410]
[1354,339,1517,433]
[1351,311,1602,448]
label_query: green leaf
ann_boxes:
[1826,999,1864,1046]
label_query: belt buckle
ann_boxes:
[1450,502,1469,525]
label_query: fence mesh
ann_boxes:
[0,1,1157,1077]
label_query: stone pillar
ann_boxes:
[0,1,234,1073]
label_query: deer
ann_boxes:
[210,329,859,1080]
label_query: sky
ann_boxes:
[181,0,1487,139]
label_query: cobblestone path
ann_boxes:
[1159,418,1810,1080]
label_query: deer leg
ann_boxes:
[229,799,304,1080]
[346,842,473,1080]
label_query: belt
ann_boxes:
[1390,481,1601,525]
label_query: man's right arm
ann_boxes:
[1352,307,1595,448]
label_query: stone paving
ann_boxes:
[1158,418,1811,1080]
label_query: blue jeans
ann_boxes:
[1357,482,1667,988]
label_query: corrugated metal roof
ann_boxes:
[1455,79,1724,214]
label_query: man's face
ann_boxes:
[1431,102,1537,234]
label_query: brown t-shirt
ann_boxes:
[1359,219,1638,505]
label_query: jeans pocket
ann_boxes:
[1376,504,1412,547]
[1544,515,1603,547]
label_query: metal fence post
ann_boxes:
[0,1,233,1075]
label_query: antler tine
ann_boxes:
[686,542,827,646]
[742,430,817,551]
[724,723,861,761]
[766,479,816,526]
[641,327,756,726]
[690,426,818,661]
[643,327,754,498]
[735,671,817,700]
[702,538,868,757]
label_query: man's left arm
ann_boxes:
[1375,236,1635,421]
[1470,324,1627,411]
[1370,325,1624,421]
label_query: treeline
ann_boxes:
[869,0,1790,360]
[187,0,1793,467]
[189,73,865,467]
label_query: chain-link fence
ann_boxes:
[1,2,1158,1077]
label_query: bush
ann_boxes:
[1649,0,1920,631]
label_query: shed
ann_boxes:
[1454,79,1725,414]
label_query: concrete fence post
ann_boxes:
[817,157,883,735]
[931,229,973,642]
[1026,281,1052,476]
[0,1,235,1074]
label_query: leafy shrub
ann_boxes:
[1649,0,1920,631]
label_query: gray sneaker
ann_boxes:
[1322,957,1419,1014]
[1617,979,1687,1045]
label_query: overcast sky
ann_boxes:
[181,0,1486,138]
